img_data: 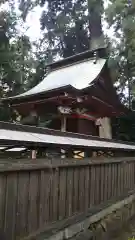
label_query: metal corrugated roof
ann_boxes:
[7,58,106,100]
[0,128,135,150]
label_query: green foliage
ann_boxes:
[105,0,135,104]
[39,0,90,60]
[17,0,104,86]
[105,0,135,141]
[0,5,37,120]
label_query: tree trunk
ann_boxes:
[87,0,105,50]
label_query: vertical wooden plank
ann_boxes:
[122,162,125,194]
[0,174,6,230]
[123,162,126,193]
[72,167,79,213]
[126,162,128,190]
[114,163,118,198]
[130,162,132,190]
[78,167,85,212]
[111,163,115,198]
[124,162,128,192]
[119,162,122,195]
[134,161,135,187]
[104,164,108,201]
[126,162,129,191]
[84,166,90,212]
[117,163,121,196]
[131,162,134,190]
[39,169,52,227]
[129,162,132,189]
[58,167,67,220]
[131,162,133,189]
[114,163,117,197]
[15,172,30,239]
[127,162,130,190]
[100,164,104,203]
[90,165,96,207]
[88,166,91,209]
[132,162,135,189]
[66,167,73,217]
[52,168,59,221]
[4,172,18,240]
[28,171,39,234]
[108,163,112,200]
[128,162,130,190]
[49,169,54,222]
[95,165,100,205]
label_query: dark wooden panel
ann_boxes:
[78,167,85,212]
[72,167,79,213]
[131,162,135,189]
[0,174,6,229]
[52,168,59,221]
[77,119,99,136]
[123,162,126,193]
[28,171,39,234]
[58,168,67,220]
[107,164,112,200]
[39,169,52,225]
[134,161,135,185]
[4,173,18,240]
[66,168,73,217]
[84,166,90,211]
[130,162,134,189]
[90,165,96,207]
[95,165,100,205]
[88,166,92,208]
[120,162,124,195]
[127,162,130,190]
[111,163,115,198]
[100,165,104,203]
[49,170,54,222]
[103,164,108,201]
[112,163,116,197]
[125,162,128,190]
[15,172,29,239]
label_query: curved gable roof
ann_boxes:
[5,58,106,100]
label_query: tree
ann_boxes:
[88,0,104,50]
[17,0,91,88]
[105,1,135,141]
[105,0,135,106]
[18,0,105,87]
[39,0,90,60]
[0,5,36,120]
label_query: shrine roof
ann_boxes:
[0,121,135,151]
[3,48,107,101]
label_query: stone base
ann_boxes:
[74,200,135,240]
[21,192,135,240]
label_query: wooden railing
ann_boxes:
[0,157,135,239]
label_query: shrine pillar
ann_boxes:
[98,117,112,139]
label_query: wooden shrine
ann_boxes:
[2,47,129,139]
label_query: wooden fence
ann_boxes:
[0,157,135,239]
